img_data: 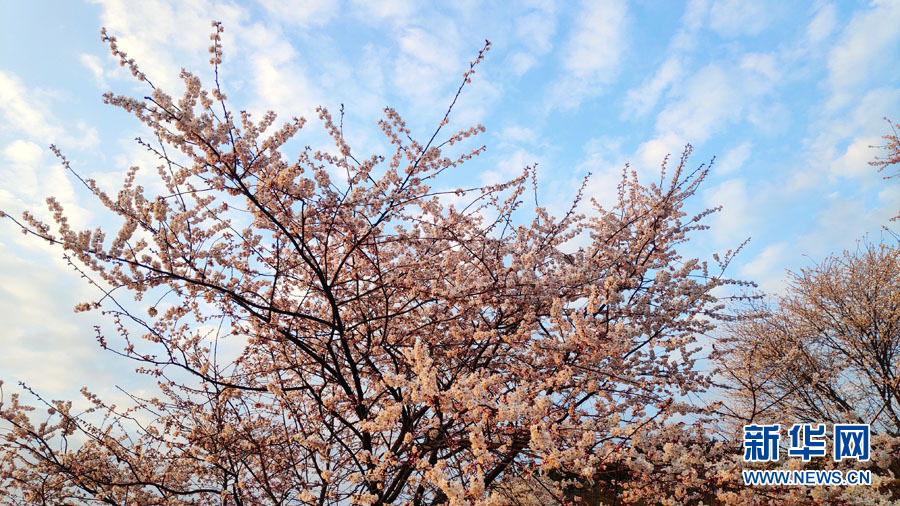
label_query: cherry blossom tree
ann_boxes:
[697,118,900,505]
[872,117,900,224]
[1,23,741,505]
[715,242,900,503]
[871,118,900,179]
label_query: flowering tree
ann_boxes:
[698,119,900,505]
[715,242,900,503]
[0,23,739,505]
[871,118,900,179]
[872,117,900,224]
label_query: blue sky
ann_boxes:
[2,0,900,401]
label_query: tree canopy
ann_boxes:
[0,23,742,505]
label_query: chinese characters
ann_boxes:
[743,424,870,462]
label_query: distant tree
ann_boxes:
[872,117,900,224]
[705,117,900,505]
[871,118,900,178]
[0,23,740,505]
[716,242,900,503]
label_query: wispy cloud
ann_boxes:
[707,0,774,37]
[79,53,108,88]
[714,141,752,175]
[826,0,900,109]
[655,64,742,144]
[258,0,338,27]
[805,3,837,45]
[552,0,629,108]
[507,1,558,75]
[350,0,418,23]
[0,71,61,141]
[623,56,684,118]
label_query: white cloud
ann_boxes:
[0,71,61,141]
[3,140,43,167]
[831,136,883,179]
[508,52,537,75]
[740,242,789,294]
[715,141,752,175]
[739,52,779,86]
[448,73,502,128]
[0,240,161,402]
[806,3,837,45]
[249,53,323,119]
[654,52,784,145]
[228,21,325,119]
[390,23,468,106]
[0,154,89,230]
[576,136,630,209]
[0,110,93,230]
[746,102,790,137]
[516,10,556,54]
[848,87,900,129]
[506,2,558,76]
[708,0,773,37]
[350,0,418,22]
[655,64,742,143]
[258,0,338,26]
[878,183,900,219]
[635,132,689,175]
[796,194,897,258]
[0,245,100,394]
[481,148,540,186]
[801,87,900,188]
[827,0,900,109]
[0,55,99,149]
[398,27,459,72]
[623,56,683,118]
[499,125,538,144]
[89,0,213,89]
[392,55,449,104]
[667,0,708,52]
[682,0,709,32]
[583,168,625,211]
[73,121,101,150]
[552,0,629,107]
[705,178,754,246]
[563,0,628,78]
[79,53,108,88]
[89,0,249,92]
